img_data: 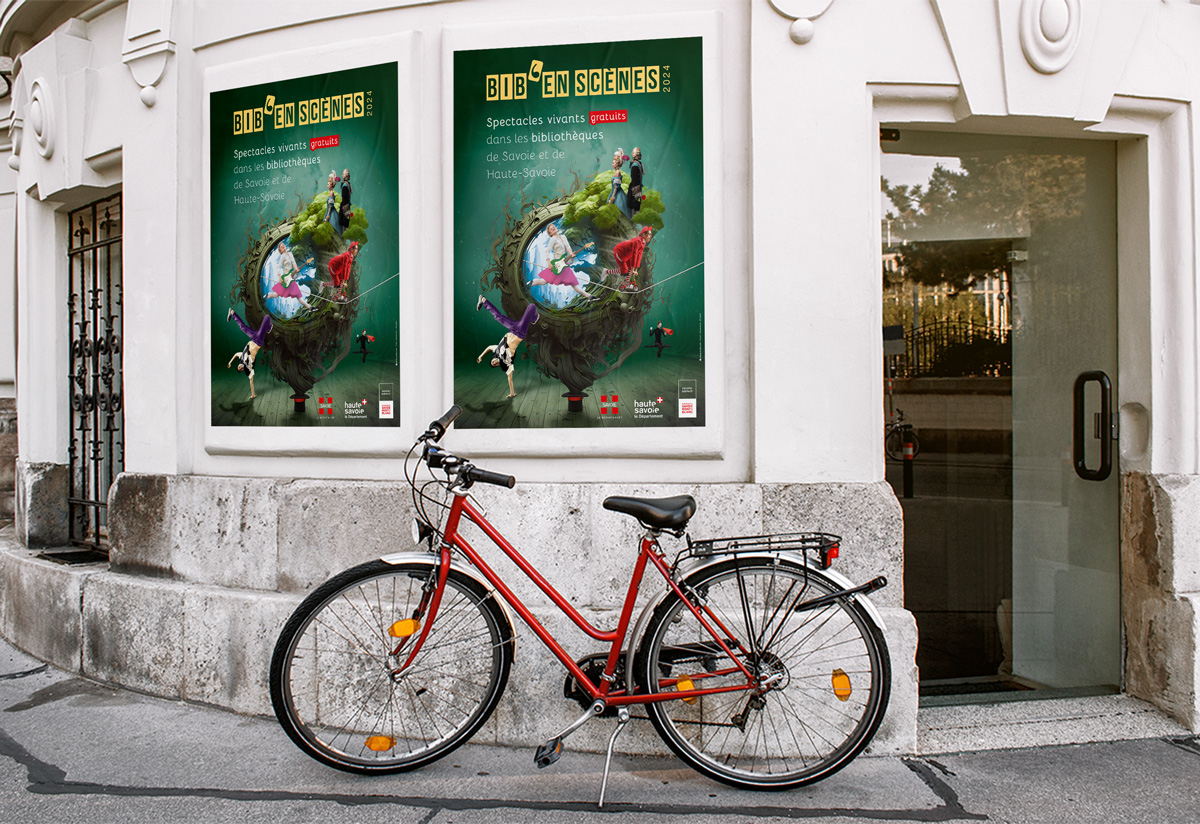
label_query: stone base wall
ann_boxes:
[2,472,918,754]
[0,399,16,520]
[1122,473,1200,728]
[14,459,68,547]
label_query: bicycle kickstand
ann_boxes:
[597,707,631,809]
[534,699,606,769]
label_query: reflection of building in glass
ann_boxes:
[882,230,1011,379]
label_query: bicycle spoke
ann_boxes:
[642,561,888,789]
[272,563,512,774]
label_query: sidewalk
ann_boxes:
[2,637,1199,823]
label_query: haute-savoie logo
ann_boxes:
[633,396,666,420]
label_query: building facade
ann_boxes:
[2,0,1200,758]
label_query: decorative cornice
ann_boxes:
[767,0,837,44]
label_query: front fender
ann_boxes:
[379,551,517,651]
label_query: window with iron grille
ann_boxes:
[66,192,123,557]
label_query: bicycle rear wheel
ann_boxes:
[270,559,513,774]
[637,559,889,789]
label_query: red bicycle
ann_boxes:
[270,407,891,803]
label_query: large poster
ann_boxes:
[210,63,399,427]
[453,38,705,429]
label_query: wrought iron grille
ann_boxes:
[894,320,1011,379]
[67,193,123,555]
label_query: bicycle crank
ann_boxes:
[534,699,606,769]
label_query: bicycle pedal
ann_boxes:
[534,737,564,768]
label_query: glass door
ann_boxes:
[882,133,1120,698]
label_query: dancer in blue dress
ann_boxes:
[323,171,342,235]
[608,149,634,220]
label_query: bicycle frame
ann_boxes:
[407,488,761,708]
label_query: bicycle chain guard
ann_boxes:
[563,653,624,716]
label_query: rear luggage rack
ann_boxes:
[685,532,842,569]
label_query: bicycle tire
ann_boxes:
[270,559,513,774]
[885,428,920,460]
[636,559,889,790]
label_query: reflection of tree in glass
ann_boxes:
[883,153,1086,289]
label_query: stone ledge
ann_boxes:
[0,534,102,670]
[0,524,920,753]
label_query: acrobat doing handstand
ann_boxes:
[476,296,539,398]
[226,309,273,399]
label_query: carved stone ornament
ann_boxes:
[122,0,177,107]
[1020,0,1081,74]
[28,78,54,159]
[6,112,21,171]
[767,0,837,44]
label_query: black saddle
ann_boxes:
[603,495,697,531]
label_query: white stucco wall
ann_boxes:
[0,76,14,401]
[6,0,1196,485]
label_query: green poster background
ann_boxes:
[453,38,705,429]
[210,62,399,427]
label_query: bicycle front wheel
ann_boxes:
[270,559,513,774]
[637,559,889,790]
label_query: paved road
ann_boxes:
[2,637,1199,823]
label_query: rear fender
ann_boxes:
[623,551,886,679]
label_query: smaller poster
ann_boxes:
[452,37,706,430]
[209,62,400,427]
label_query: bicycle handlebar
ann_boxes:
[418,424,517,489]
[424,406,461,442]
[463,466,517,489]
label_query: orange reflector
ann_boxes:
[389,619,420,638]
[364,735,395,752]
[832,668,852,701]
[677,676,699,704]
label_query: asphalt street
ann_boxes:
[2,637,1199,823]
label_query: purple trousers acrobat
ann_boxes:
[232,311,273,346]
[483,299,538,339]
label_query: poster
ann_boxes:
[210,62,399,427]
[453,37,705,429]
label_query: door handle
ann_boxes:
[1073,370,1114,481]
